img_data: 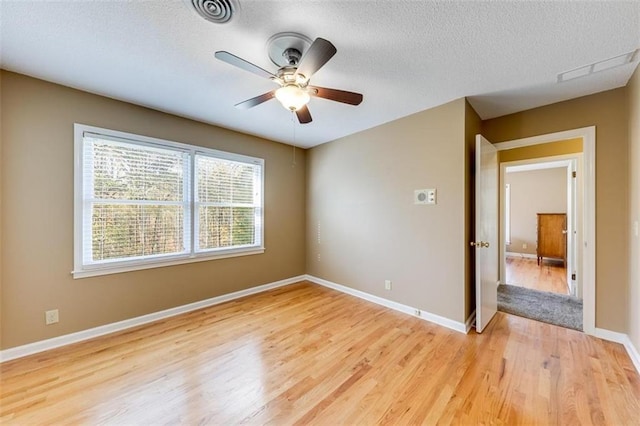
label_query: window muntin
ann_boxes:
[74,125,264,278]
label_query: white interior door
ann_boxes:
[566,160,577,296]
[475,134,499,333]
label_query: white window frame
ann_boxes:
[73,124,264,279]
[504,183,511,245]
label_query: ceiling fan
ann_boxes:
[215,34,363,124]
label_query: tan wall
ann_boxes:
[0,73,3,341]
[499,138,583,163]
[628,66,640,351]
[505,168,567,256]
[483,88,629,332]
[2,67,636,350]
[306,98,470,323]
[0,71,307,349]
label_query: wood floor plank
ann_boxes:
[1,281,639,425]
[506,256,569,294]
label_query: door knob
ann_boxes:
[470,241,490,248]
[562,230,568,234]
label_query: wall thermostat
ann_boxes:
[414,189,436,205]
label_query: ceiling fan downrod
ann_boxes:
[282,48,302,67]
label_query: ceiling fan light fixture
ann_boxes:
[275,84,310,111]
[216,36,362,123]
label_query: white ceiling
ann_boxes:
[1,1,639,148]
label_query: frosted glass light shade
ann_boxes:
[275,85,310,111]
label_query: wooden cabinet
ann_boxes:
[536,213,566,266]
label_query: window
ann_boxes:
[74,124,263,278]
[505,183,511,245]
[194,154,262,252]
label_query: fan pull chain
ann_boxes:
[291,111,297,167]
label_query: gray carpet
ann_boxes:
[497,284,583,331]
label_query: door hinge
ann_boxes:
[572,171,577,178]
[571,273,576,281]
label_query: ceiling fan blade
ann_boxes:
[215,51,275,80]
[308,86,363,105]
[295,38,337,79]
[234,91,276,109]
[295,105,312,124]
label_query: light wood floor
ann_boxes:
[2,282,639,425]
[506,256,569,295]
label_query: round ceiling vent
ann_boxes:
[186,0,238,24]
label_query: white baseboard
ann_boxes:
[0,275,305,363]
[623,335,640,375]
[305,275,468,334]
[506,252,566,266]
[6,273,637,375]
[593,328,640,375]
[506,251,537,259]
[592,327,627,343]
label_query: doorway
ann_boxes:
[490,127,595,333]
[497,156,583,331]
[502,158,579,296]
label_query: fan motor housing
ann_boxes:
[276,67,308,86]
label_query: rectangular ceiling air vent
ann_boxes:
[557,48,639,83]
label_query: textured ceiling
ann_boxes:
[1,1,639,148]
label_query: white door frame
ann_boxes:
[494,126,596,335]
[568,158,580,298]
[500,155,582,296]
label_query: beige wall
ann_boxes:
[2,67,638,351]
[0,73,3,342]
[306,98,471,324]
[628,66,640,351]
[0,71,306,349]
[505,168,567,256]
[483,88,629,332]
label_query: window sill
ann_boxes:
[72,247,265,279]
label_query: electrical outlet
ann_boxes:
[384,280,392,291]
[522,243,528,249]
[415,309,421,317]
[45,309,59,325]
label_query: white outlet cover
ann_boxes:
[45,309,59,325]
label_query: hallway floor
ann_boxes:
[505,256,568,295]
